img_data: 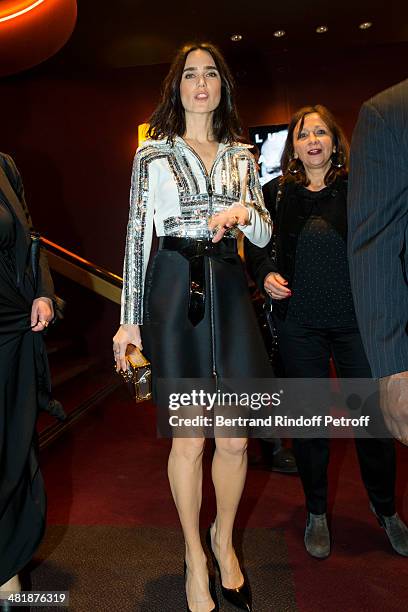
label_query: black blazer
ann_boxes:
[0,153,54,301]
[245,175,348,320]
[348,80,408,378]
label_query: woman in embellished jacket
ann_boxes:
[113,43,272,612]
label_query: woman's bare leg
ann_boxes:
[211,437,248,588]
[168,437,214,611]
[0,575,21,592]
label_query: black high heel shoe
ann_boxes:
[206,528,252,612]
[184,560,218,612]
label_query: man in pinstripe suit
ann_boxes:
[348,79,408,445]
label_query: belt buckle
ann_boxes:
[203,242,211,255]
[195,239,210,257]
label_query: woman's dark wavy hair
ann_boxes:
[146,42,241,143]
[280,105,349,186]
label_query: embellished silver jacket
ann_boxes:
[121,137,272,325]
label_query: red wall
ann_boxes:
[0,64,166,274]
[0,42,407,276]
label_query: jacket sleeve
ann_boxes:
[237,152,272,248]
[3,154,54,300]
[120,145,156,325]
[244,178,279,292]
[348,100,408,377]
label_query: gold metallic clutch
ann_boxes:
[119,345,152,403]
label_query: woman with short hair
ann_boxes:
[246,105,408,560]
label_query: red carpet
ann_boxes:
[40,386,408,611]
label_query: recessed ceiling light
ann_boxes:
[273,30,286,38]
[359,21,373,30]
[230,34,243,42]
[316,25,328,34]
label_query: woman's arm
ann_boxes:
[238,152,272,248]
[120,145,157,326]
[244,178,279,290]
[209,152,273,245]
[244,240,278,292]
[114,145,156,371]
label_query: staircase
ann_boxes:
[35,243,124,449]
[37,332,121,448]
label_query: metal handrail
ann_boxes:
[41,237,123,304]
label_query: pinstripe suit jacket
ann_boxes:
[348,80,408,378]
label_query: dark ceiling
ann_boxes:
[48,0,408,72]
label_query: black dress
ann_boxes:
[0,154,55,585]
[121,139,275,416]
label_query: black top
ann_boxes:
[286,187,357,327]
[245,175,357,323]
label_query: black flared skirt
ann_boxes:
[142,239,274,387]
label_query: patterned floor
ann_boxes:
[30,526,297,611]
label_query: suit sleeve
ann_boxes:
[4,155,54,300]
[244,179,279,292]
[348,101,408,377]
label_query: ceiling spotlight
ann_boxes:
[273,30,286,38]
[359,21,373,30]
[230,34,243,42]
[316,25,328,34]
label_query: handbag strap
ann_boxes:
[270,184,283,252]
[264,184,284,312]
[275,186,283,212]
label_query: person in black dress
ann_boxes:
[0,153,55,599]
[245,105,408,559]
[113,43,273,611]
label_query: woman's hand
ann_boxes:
[31,297,54,332]
[112,324,142,373]
[264,272,292,300]
[208,205,249,243]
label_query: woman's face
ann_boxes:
[293,112,334,173]
[179,49,222,116]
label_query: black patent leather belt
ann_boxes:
[158,236,238,326]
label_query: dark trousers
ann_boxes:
[274,316,396,516]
